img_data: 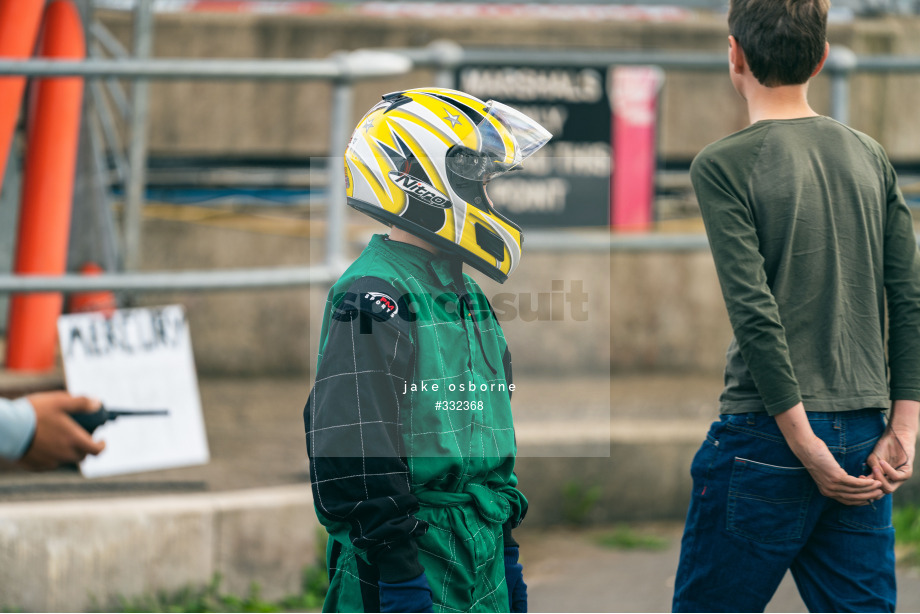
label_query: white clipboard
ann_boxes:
[57,305,210,478]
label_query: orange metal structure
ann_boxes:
[67,263,117,316]
[6,0,85,371]
[0,0,46,183]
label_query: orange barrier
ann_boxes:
[5,0,85,371]
[67,263,117,316]
[0,0,46,184]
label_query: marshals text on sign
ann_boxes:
[457,66,611,227]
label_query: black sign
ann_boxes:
[456,65,611,228]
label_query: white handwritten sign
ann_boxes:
[57,305,210,478]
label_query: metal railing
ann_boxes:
[385,41,871,126]
[0,47,412,292]
[0,266,331,293]
[1,38,920,292]
[0,55,419,79]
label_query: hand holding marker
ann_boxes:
[71,406,169,435]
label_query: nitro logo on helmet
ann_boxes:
[388,171,452,208]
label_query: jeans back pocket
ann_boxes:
[727,457,813,543]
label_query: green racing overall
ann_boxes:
[304,234,526,613]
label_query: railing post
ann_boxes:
[326,54,353,275]
[123,0,152,272]
[826,46,857,125]
[427,40,463,89]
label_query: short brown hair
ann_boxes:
[728,0,829,87]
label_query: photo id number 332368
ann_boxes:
[435,400,484,411]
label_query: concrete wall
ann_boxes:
[89,10,918,376]
[2,429,914,611]
[96,10,920,161]
[514,418,708,525]
[133,211,727,376]
[0,486,319,613]
[133,211,314,376]
[609,249,727,371]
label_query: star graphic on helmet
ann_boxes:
[442,111,462,128]
[363,117,375,133]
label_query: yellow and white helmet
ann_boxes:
[344,87,552,283]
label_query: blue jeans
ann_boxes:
[672,409,895,613]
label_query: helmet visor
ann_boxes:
[449,101,552,181]
[485,100,553,159]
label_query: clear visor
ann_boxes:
[448,100,552,181]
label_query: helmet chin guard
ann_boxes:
[344,88,552,283]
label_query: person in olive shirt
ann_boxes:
[672,0,919,611]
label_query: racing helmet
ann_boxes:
[344,87,552,283]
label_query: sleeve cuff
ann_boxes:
[503,521,519,549]
[0,397,37,461]
[764,392,803,417]
[890,388,920,402]
[373,538,425,583]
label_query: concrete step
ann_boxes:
[0,486,319,612]
[3,415,920,611]
[2,374,918,610]
[0,417,705,612]
[0,368,64,400]
[516,418,710,526]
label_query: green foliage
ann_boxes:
[595,525,669,551]
[94,530,330,613]
[894,506,920,545]
[104,574,280,613]
[894,505,920,568]
[278,564,329,612]
[560,480,603,526]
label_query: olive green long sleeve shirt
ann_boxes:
[692,116,920,416]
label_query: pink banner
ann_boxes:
[187,1,330,13]
[610,66,663,231]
